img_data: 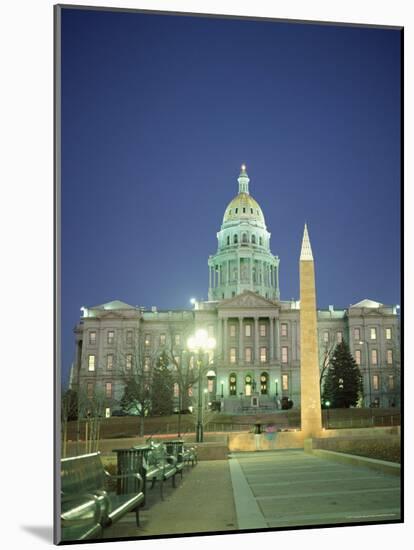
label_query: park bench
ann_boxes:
[61,452,145,533]
[60,492,103,542]
[131,441,177,500]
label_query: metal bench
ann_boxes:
[131,441,177,500]
[61,452,144,537]
[60,493,103,542]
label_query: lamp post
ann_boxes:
[275,378,279,408]
[325,400,331,428]
[221,380,224,398]
[187,329,216,443]
[359,340,372,408]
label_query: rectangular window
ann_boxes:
[106,354,113,370]
[105,407,111,418]
[323,331,329,343]
[260,347,267,363]
[207,379,214,392]
[370,327,377,340]
[282,374,289,391]
[336,331,343,343]
[175,334,181,346]
[107,331,115,345]
[160,333,166,346]
[372,375,379,391]
[105,382,112,398]
[173,383,179,397]
[230,348,236,363]
[126,330,133,345]
[144,334,151,347]
[188,386,193,397]
[245,347,252,362]
[388,375,395,390]
[126,354,133,370]
[89,331,96,345]
[355,349,361,366]
[387,349,393,365]
[87,382,94,398]
[144,357,150,371]
[281,323,288,337]
[245,324,252,337]
[88,354,96,371]
[371,349,378,365]
[281,346,288,364]
[354,327,361,341]
[230,325,236,337]
[386,328,392,340]
[259,323,266,337]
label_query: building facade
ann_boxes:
[70,167,400,413]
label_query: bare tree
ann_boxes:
[319,341,337,396]
[61,388,78,458]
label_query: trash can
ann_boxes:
[164,439,185,472]
[112,446,149,494]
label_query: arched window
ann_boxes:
[234,234,238,244]
[242,233,247,243]
[260,372,269,395]
[251,234,256,244]
[245,374,252,396]
[229,373,237,396]
[252,268,257,283]
[259,237,263,246]
[227,235,230,245]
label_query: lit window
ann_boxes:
[126,354,133,370]
[88,355,96,371]
[355,349,361,365]
[144,357,150,371]
[354,327,360,341]
[245,347,252,362]
[87,382,94,398]
[245,324,252,337]
[336,332,343,343]
[229,374,237,396]
[126,330,133,345]
[188,387,193,397]
[207,379,214,392]
[281,323,288,337]
[89,331,96,345]
[281,347,288,364]
[260,373,268,395]
[388,375,395,390]
[105,382,112,398]
[372,375,379,391]
[105,408,111,418]
[387,350,393,365]
[175,334,181,346]
[230,325,236,337]
[106,354,113,370]
[160,333,166,346]
[107,331,115,345]
[371,349,378,365]
[173,383,179,397]
[282,374,289,391]
[144,334,151,347]
[323,331,329,343]
[230,348,237,363]
[386,328,392,340]
[370,328,377,340]
[260,347,267,363]
[260,324,266,337]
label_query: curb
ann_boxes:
[309,448,400,477]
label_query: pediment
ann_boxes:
[218,290,278,309]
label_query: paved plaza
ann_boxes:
[103,450,400,539]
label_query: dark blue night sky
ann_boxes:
[60,8,401,385]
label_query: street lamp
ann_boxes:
[221,379,224,398]
[275,378,279,409]
[359,340,372,408]
[325,400,331,428]
[187,329,216,442]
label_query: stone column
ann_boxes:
[238,317,243,365]
[275,318,280,361]
[223,318,228,364]
[217,318,222,360]
[270,317,274,360]
[254,316,259,363]
[299,224,322,438]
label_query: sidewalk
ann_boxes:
[103,460,237,539]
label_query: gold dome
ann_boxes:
[222,192,265,225]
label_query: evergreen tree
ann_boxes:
[151,351,174,416]
[322,340,363,408]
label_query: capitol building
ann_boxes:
[70,166,400,414]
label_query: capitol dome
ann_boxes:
[222,165,266,228]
